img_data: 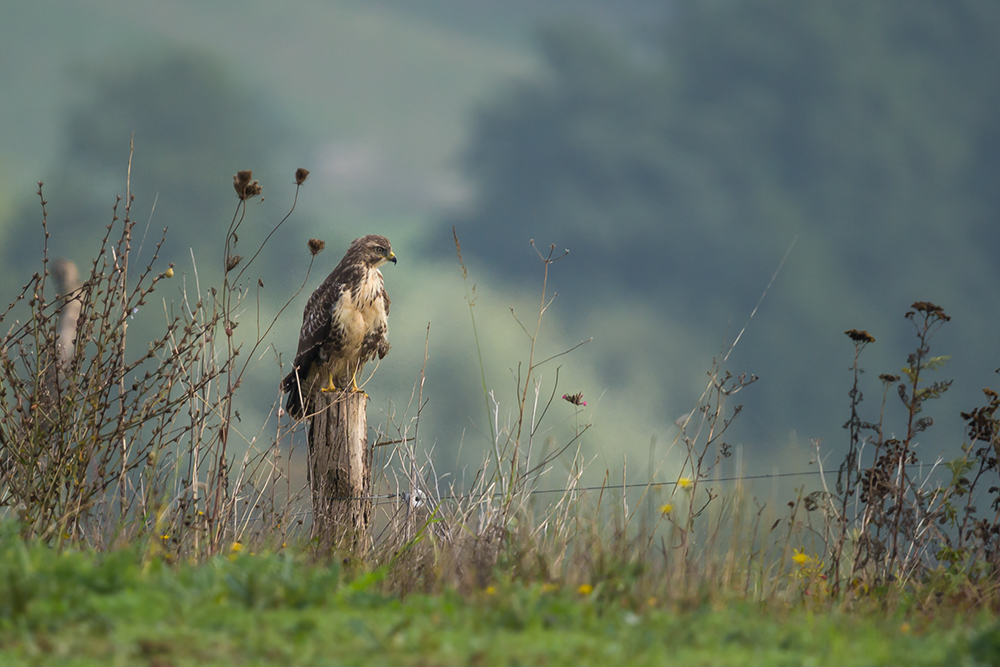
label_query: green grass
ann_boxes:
[0,525,995,666]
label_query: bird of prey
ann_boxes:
[281,234,396,419]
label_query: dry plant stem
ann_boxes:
[848,379,893,584]
[453,228,495,447]
[116,141,135,525]
[0,164,313,560]
[505,242,568,502]
[830,338,870,593]
[208,179,305,550]
[889,309,948,572]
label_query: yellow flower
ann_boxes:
[900,622,911,634]
[231,541,243,553]
[159,534,170,541]
[164,267,174,278]
[485,586,496,595]
[659,503,674,515]
[677,477,693,490]
[577,584,594,595]
[792,548,811,565]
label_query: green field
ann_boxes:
[1,529,995,666]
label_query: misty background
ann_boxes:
[1,0,997,494]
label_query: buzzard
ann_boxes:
[281,234,396,419]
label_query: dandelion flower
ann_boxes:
[485,586,496,595]
[659,503,674,515]
[792,548,811,565]
[577,584,594,595]
[677,477,693,490]
[231,542,243,553]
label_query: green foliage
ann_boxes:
[0,521,988,665]
[0,522,140,631]
[902,355,951,384]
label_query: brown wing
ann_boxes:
[280,273,346,418]
[377,285,391,358]
[295,278,345,364]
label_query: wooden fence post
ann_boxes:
[307,391,371,549]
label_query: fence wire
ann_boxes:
[326,468,830,506]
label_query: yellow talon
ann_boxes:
[320,372,338,393]
[349,370,366,395]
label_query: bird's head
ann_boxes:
[352,234,397,268]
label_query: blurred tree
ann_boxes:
[0,51,310,442]
[4,52,301,284]
[441,0,1000,453]
[447,0,1000,311]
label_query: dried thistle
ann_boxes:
[307,238,326,256]
[562,392,586,407]
[295,168,310,185]
[226,254,242,272]
[233,170,262,200]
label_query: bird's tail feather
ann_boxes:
[281,370,304,420]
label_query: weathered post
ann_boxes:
[307,391,372,549]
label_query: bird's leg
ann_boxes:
[347,364,369,395]
[319,370,338,393]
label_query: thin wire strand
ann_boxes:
[326,467,828,505]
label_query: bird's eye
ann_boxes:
[375,246,385,254]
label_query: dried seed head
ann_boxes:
[226,254,242,272]
[233,170,262,200]
[908,301,950,321]
[295,168,310,185]
[234,169,252,190]
[307,238,326,256]
[844,329,875,343]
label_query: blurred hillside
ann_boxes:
[1,1,997,491]
[443,0,1000,473]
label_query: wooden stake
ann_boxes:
[307,391,371,549]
